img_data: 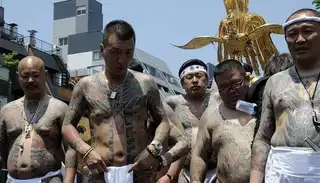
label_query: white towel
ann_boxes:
[265,146,320,183]
[7,169,61,183]
[104,164,133,183]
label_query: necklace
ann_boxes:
[107,71,129,99]
[19,95,44,154]
[295,67,320,127]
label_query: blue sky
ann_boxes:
[2,0,314,77]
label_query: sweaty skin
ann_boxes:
[251,67,320,180]
[165,90,212,182]
[0,95,67,182]
[190,93,255,183]
[62,70,170,182]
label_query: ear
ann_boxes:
[100,43,104,53]
[244,75,251,85]
[16,71,19,81]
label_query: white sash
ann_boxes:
[265,146,320,183]
[183,168,216,183]
[104,164,133,183]
[7,170,61,183]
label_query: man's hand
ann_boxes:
[157,174,172,183]
[83,149,107,174]
[128,148,161,173]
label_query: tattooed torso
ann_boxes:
[211,104,255,183]
[0,94,67,180]
[266,67,320,146]
[75,70,162,182]
[165,91,211,165]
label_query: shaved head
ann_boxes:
[18,56,45,73]
[17,56,47,100]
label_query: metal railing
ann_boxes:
[69,65,105,77]
[0,23,24,45]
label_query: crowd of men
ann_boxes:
[0,7,319,183]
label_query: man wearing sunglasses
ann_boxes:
[190,59,256,183]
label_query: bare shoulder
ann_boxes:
[48,96,68,111]
[164,95,182,109]
[130,70,158,93]
[0,98,21,115]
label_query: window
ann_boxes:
[76,6,87,16]
[59,37,68,46]
[92,51,103,60]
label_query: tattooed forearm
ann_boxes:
[65,147,77,168]
[147,79,170,143]
[0,109,5,167]
[62,79,92,155]
[251,79,275,174]
[190,112,212,182]
[167,124,190,162]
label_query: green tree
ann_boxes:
[313,0,320,10]
[1,52,19,67]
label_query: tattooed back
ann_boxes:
[0,95,67,179]
[76,70,157,166]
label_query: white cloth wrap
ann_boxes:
[179,65,207,79]
[7,169,61,183]
[104,164,133,183]
[283,16,320,31]
[183,168,216,183]
[265,146,320,183]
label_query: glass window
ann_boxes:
[77,6,87,16]
[59,37,67,46]
[92,51,102,60]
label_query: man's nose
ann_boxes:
[28,77,34,83]
[296,34,306,44]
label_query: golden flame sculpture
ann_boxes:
[172,0,284,75]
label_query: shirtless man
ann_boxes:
[190,59,256,183]
[250,9,320,183]
[162,59,213,183]
[0,56,68,182]
[62,20,171,183]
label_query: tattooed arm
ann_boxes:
[250,79,276,183]
[62,79,91,155]
[161,102,190,179]
[64,147,78,183]
[0,109,5,168]
[147,78,170,145]
[190,107,213,183]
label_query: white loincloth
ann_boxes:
[265,146,320,183]
[104,164,133,183]
[183,168,216,183]
[7,169,61,183]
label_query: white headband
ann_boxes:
[283,16,320,31]
[180,65,207,79]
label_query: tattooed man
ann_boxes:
[62,20,171,183]
[163,59,214,183]
[190,60,256,183]
[250,9,320,183]
[0,56,68,182]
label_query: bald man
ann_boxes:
[250,9,320,183]
[0,56,68,182]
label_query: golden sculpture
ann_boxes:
[172,0,284,75]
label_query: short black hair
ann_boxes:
[286,8,319,22]
[102,20,136,46]
[178,59,207,77]
[264,53,294,77]
[213,59,245,81]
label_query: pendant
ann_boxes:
[313,111,320,126]
[110,91,117,99]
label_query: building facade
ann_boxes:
[53,0,183,98]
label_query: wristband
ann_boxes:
[82,147,94,160]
